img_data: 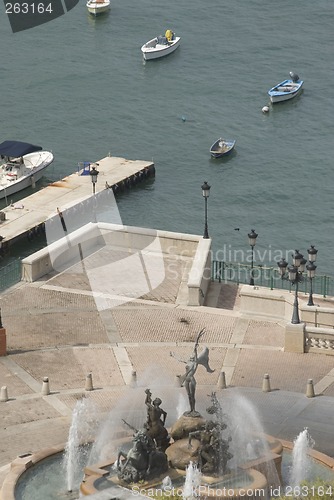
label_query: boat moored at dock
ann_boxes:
[0,141,53,200]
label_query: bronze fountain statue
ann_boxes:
[80,330,282,498]
[170,328,215,417]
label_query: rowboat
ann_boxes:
[210,138,236,158]
[268,72,303,103]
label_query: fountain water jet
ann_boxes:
[183,461,201,499]
[63,398,99,492]
[289,428,315,489]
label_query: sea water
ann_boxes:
[1,0,333,273]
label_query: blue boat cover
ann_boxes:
[0,140,42,157]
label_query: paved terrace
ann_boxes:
[0,243,334,494]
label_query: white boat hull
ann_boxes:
[269,88,302,103]
[86,0,110,15]
[268,79,303,103]
[141,37,181,61]
[0,151,53,200]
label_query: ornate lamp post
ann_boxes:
[277,249,309,324]
[306,245,318,306]
[201,181,211,239]
[90,164,99,195]
[248,229,258,286]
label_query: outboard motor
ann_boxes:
[289,72,299,82]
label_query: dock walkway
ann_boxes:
[0,156,154,247]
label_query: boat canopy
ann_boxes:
[0,140,42,158]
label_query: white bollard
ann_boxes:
[262,373,271,392]
[41,377,50,396]
[217,371,227,389]
[0,386,8,402]
[85,373,94,391]
[306,379,315,398]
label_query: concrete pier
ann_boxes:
[0,156,154,249]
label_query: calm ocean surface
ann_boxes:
[0,0,333,273]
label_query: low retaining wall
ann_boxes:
[21,223,210,307]
[240,285,334,327]
[239,285,334,354]
[187,238,212,306]
[21,223,104,282]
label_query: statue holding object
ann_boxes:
[144,389,170,451]
[170,328,215,417]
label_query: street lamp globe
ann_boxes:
[248,229,258,247]
[287,264,298,283]
[90,165,99,194]
[201,181,211,198]
[292,250,303,268]
[307,245,318,263]
[306,261,317,279]
[277,258,288,278]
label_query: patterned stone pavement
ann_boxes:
[0,261,334,493]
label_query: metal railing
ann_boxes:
[0,260,22,292]
[211,261,334,298]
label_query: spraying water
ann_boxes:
[63,398,99,492]
[176,392,188,418]
[183,462,201,499]
[289,428,315,489]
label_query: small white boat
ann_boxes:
[141,30,181,61]
[86,0,110,16]
[0,141,54,200]
[268,72,303,103]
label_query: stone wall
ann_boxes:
[21,223,210,307]
[239,285,334,354]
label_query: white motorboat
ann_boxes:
[86,0,110,16]
[268,72,303,103]
[0,141,54,200]
[141,30,181,61]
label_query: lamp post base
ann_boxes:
[307,294,314,307]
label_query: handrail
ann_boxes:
[0,259,22,292]
[211,260,334,298]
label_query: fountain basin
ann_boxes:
[79,433,281,497]
[81,461,268,499]
[4,437,334,500]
